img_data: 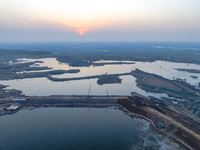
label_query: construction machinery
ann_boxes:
[106,90,110,98]
[87,84,92,97]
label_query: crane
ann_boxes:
[87,84,92,97]
[106,90,110,98]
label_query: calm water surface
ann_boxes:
[0,108,141,150]
[1,58,200,97]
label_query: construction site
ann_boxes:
[0,92,199,150]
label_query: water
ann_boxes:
[0,107,186,150]
[134,61,200,86]
[1,58,200,97]
[1,76,168,98]
[18,58,200,84]
[0,108,142,150]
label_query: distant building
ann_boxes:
[6,103,20,110]
[12,98,27,101]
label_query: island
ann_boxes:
[1,45,200,150]
[175,68,200,73]
[97,75,122,85]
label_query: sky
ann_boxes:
[0,0,200,42]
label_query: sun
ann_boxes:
[56,17,104,35]
[1,0,131,35]
[77,28,88,35]
[37,0,127,35]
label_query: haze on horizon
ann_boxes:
[0,0,200,42]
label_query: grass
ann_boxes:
[158,87,199,98]
[141,83,157,90]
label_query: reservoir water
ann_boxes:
[0,107,186,150]
[0,108,142,150]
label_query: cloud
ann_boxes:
[80,17,93,20]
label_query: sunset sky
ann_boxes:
[0,0,200,42]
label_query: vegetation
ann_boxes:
[191,75,198,79]
[0,49,52,63]
[97,75,122,85]
[175,68,200,73]
[0,84,23,98]
[2,42,200,65]
[47,73,130,82]
[132,69,200,100]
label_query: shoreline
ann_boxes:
[0,95,121,116]
[119,102,194,150]
[0,98,190,150]
[0,95,199,149]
